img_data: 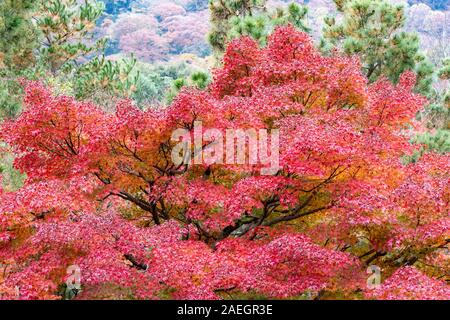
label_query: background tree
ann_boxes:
[162,10,211,57]
[36,0,105,74]
[208,0,267,59]
[34,0,139,102]
[72,55,139,108]
[411,130,450,155]
[119,28,169,62]
[432,58,450,129]
[165,70,210,104]
[0,1,38,192]
[1,0,139,117]
[322,0,435,96]
[227,2,310,46]
[0,0,39,118]
[439,58,450,80]
[131,59,208,107]
[413,56,450,157]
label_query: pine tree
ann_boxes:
[0,0,37,70]
[413,130,450,154]
[413,58,450,156]
[437,58,450,128]
[228,2,310,47]
[208,0,267,59]
[0,0,139,118]
[439,58,450,81]
[36,0,105,74]
[166,70,210,104]
[0,0,39,118]
[423,59,450,130]
[322,0,434,96]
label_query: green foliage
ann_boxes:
[411,59,450,156]
[132,61,204,107]
[0,0,37,70]
[413,130,450,154]
[228,3,310,46]
[414,58,435,98]
[0,144,26,192]
[166,70,211,104]
[0,1,40,186]
[36,0,105,73]
[190,71,210,89]
[407,129,450,163]
[0,0,39,118]
[0,79,23,119]
[208,0,267,58]
[444,92,450,110]
[173,78,188,91]
[0,0,139,118]
[280,2,310,31]
[438,58,450,80]
[37,0,139,105]
[322,0,434,96]
[422,102,449,126]
[72,55,139,102]
[422,58,450,131]
[438,59,450,115]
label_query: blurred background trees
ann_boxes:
[106,2,211,60]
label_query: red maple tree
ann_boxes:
[0,26,448,300]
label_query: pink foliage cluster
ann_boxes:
[110,4,210,61]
